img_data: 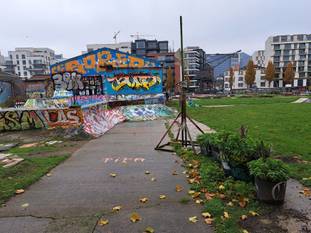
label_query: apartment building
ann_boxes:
[255,34,311,87]
[86,42,131,54]
[223,68,271,91]
[252,50,265,68]
[8,48,56,79]
[184,46,206,91]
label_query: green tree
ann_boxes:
[229,67,235,92]
[265,61,275,87]
[245,60,256,88]
[283,62,295,86]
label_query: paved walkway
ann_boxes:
[0,120,212,233]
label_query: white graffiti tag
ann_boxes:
[52,72,84,91]
[102,157,145,164]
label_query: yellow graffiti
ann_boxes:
[51,49,156,74]
[108,75,161,92]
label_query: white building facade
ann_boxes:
[8,48,55,79]
[224,69,272,91]
[252,50,265,68]
[86,42,131,54]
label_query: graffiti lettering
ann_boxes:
[0,108,84,132]
[52,72,84,91]
[107,75,161,92]
[51,48,159,75]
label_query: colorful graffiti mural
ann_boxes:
[51,48,160,75]
[0,108,83,132]
[50,48,162,96]
[104,69,162,95]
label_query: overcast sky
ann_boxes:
[1,0,310,58]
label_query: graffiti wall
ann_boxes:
[0,108,83,132]
[50,48,162,96]
[0,81,12,104]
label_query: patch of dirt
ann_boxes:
[241,208,311,233]
[276,155,310,164]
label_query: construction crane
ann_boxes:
[113,31,120,44]
[130,32,156,40]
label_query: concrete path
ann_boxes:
[0,120,213,233]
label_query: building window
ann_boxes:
[22,60,26,65]
[159,42,168,50]
[18,72,21,76]
[238,76,243,81]
[24,71,27,76]
[238,83,243,87]
[297,35,304,41]
[17,66,20,70]
[136,41,146,49]
[273,36,279,42]
[16,54,19,59]
[10,55,12,59]
[22,54,26,59]
[284,44,291,50]
[17,60,19,65]
[281,36,288,42]
[260,82,266,87]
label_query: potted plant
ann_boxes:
[248,158,289,204]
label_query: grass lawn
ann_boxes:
[0,145,70,205]
[169,96,311,186]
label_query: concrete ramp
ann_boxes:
[292,98,311,103]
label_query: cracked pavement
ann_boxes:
[0,120,213,233]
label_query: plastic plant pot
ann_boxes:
[254,177,287,204]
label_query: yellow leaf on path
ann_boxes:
[15,189,25,194]
[112,206,122,212]
[130,212,141,223]
[145,226,155,233]
[21,203,29,208]
[249,211,259,216]
[202,212,212,218]
[188,163,193,168]
[145,171,150,175]
[218,185,225,191]
[182,170,187,174]
[224,211,229,219]
[188,178,195,184]
[140,197,149,203]
[159,195,166,199]
[176,185,183,192]
[189,216,198,223]
[172,170,178,175]
[302,177,311,181]
[191,192,201,198]
[302,188,311,197]
[240,215,248,220]
[110,173,117,177]
[242,230,249,233]
[195,199,203,204]
[151,177,156,181]
[46,173,52,177]
[98,219,109,226]
[204,218,214,225]
[188,190,195,195]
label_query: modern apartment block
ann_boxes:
[184,46,206,91]
[256,34,311,87]
[86,42,131,54]
[131,39,169,56]
[252,50,265,68]
[223,68,271,91]
[8,48,56,79]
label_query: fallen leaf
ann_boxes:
[191,192,201,199]
[204,218,214,225]
[188,190,195,195]
[239,197,248,208]
[189,216,198,223]
[302,177,311,181]
[188,178,195,184]
[218,185,225,191]
[145,226,155,233]
[130,212,141,223]
[110,173,117,177]
[195,199,203,204]
[240,215,248,221]
[140,197,149,203]
[302,188,311,197]
[46,173,52,177]
[182,170,187,174]
[218,194,226,199]
[227,202,234,207]
[159,195,166,199]
[176,185,183,192]
[21,203,29,208]
[205,192,215,201]
[151,177,157,181]
[98,219,109,226]
[249,211,259,216]
[145,171,150,175]
[15,189,25,194]
[242,230,249,233]
[224,211,230,219]
[172,170,178,175]
[187,163,193,168]
[202,212,212,218]
[112,205,122,212]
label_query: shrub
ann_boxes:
[248,158,289,182]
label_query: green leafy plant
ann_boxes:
[248,158,289,182]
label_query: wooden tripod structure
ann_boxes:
[155,16,204,154]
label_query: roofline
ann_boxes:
[50,47,160,68]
